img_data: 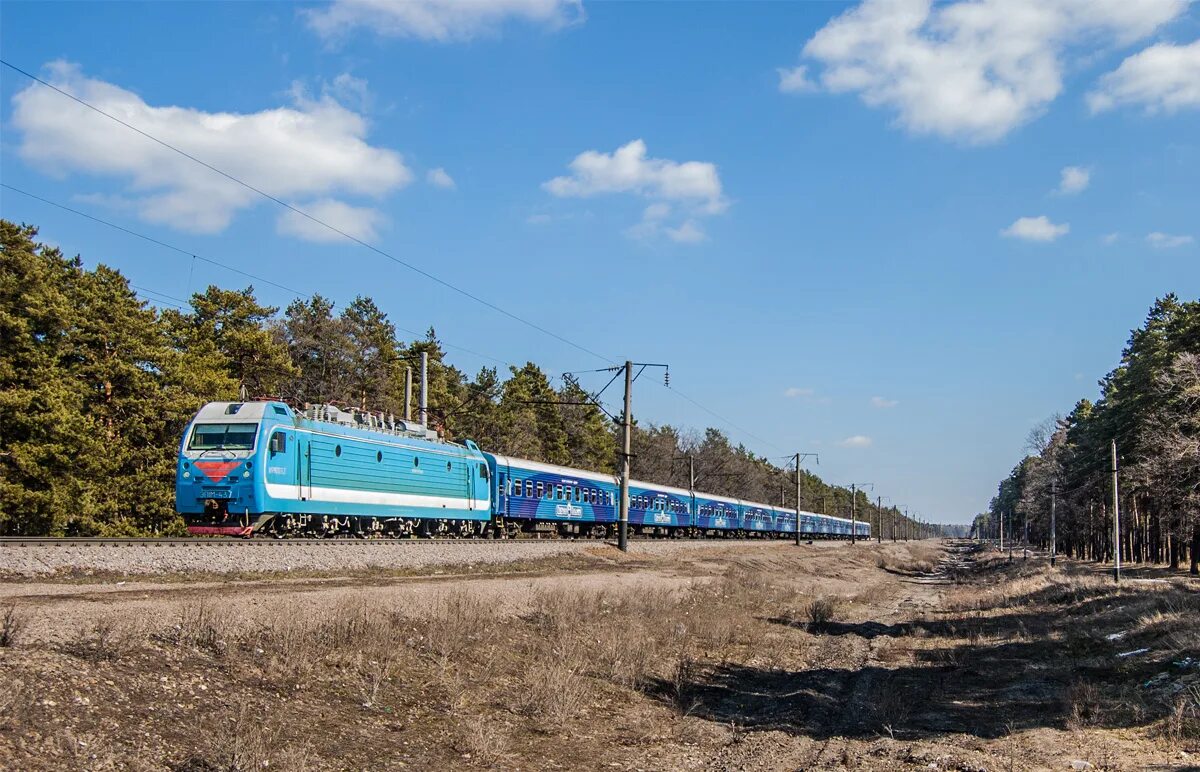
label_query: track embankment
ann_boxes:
[0,535,807,580]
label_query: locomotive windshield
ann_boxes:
[188,423,258,451]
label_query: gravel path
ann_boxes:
[0,536,799,579]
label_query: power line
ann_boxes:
[1,183,308,298]
[659,382,787,454]
[2,59,807,463]
[4,183,522,372]
[1,59,611,365]
[130,284,188,308]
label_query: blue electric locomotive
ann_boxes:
[177,401,490,537]
[176,400,872,540]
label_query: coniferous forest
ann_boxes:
[979,295,1200,574]
[1,220,922,537]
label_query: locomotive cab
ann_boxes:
[177,401,283,536]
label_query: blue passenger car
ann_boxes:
[485,454,619,537]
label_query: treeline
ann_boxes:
[2,221,921,537]
[978,295,1200,574]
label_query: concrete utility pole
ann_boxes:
[404,366,413,422]
[876,496,883,544]
[1051,478,1058,567]
[418,352,428,426]
[619,361,633,552]
[795,455,803,547]
[1112,439,1121,583]
[999,509,1004,552]
[850,484,857,545]
[793,453,817,547]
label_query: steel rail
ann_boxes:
[0,536,615,547]
[0,535,804,548]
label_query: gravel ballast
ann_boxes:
[0,538,787,578]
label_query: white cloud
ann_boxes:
[791,0,1188,143]
[666,220,706,243]
[784,387,815,398]
[839,435,873,448]
[277,198,386,243]
[306,0,584,43]
[1088,40,1200,114]
[426,167,456,189]
[777,65,817,93]
[526,213,553,225]
[1102,232,1120,245]
[545,139,724,209]
[1002,216,1070,242]
[870,396,898,408]
[1057,166,1090,195]
[11,61,410,234]
[1146,231,1194,248]
[546,139,726,242]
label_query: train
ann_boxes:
[176,400,870,540]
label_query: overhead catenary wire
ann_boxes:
[2,58,812,464]
[2,183,310,298]
[3,183,525,374]
[0,59,611,365]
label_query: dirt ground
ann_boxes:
[1,539,1197,771]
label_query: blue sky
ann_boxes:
[2,0,1197,524]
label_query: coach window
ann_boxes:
[536,482,544,498]
[544,485,553,500]
[555,484,564,500]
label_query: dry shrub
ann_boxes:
[0,604,25,647]
[806,596,839,631]
[667,653,701,715]
[185,699,314,771]
[160,600,235,655]
[1066,680,1103,729]
[65,616,127,662]
[1160,684,1200,742]
[455,716,510,766]
[0,673,27,720]
[525,587,605,639]
[517,655,589,722]
[594,620,655,689]
[417,590,496,662]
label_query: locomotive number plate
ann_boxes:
[202,488,233,499]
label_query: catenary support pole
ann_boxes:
[1112,439,1121,583]
[618,361,632,552]
[794,454,803,547]
[418,352,428,426]
[404,366,413,422]
[688,455,695,538]
[850,484,857,545]
[999,509,1004,552]
[877,496,882,544]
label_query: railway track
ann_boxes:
[0,537,801,549]
[0,536,616,548]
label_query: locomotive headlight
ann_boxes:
[183,471,190,478]
[243,471,250,478]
